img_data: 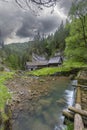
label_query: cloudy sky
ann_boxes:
[0,0,73,44]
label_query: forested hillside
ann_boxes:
[0,0,87,71]
[0,21,69,70]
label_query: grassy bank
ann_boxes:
[27,61,87,76]
[27,66,72,76]
[0,71,15,114]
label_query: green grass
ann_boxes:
[0,71,15,113]
[27,66,72,76]
[65,123,74,130]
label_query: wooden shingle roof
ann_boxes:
[48,56,62,64]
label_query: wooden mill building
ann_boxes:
[25,53,63,71]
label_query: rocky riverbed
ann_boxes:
[5,73,71,130]
[6,75,68,114]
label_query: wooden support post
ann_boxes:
[74,112,84,130]
[74,87,84,130]
[76,87,81,104]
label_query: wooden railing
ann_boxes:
[63,84,87,130]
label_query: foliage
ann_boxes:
[0,65,4,71]
[65,0,87,65]
[64,60,87,68]
[32,21,69,57]
[1,42,33,70]
[54,21,69,52]
[69,0,87,19]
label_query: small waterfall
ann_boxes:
[65,90,74,106]
[54,81,75,130]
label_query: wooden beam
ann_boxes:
[73,84,87,88]
[63,109,87,126]
[76,87,81,104]
[68,106,87,117]
[63,110,74,120]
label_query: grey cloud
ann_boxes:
[0,0,73,43]
[17,27,34,38]
[16,13,60,38]
[16,12,38,38]
[58,0,74,14]
[0,2,22,40]
[38,15,60,34]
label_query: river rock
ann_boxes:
[35,106,42,115]
[38,99,51,108]
[56,98,66,105]
[32,120,51,130]
[42,111,55,127]
[28,89,31,93]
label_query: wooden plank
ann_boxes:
[73,84,87,88]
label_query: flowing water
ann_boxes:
[12,77,74,130]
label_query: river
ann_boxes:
[11,77,74,130]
